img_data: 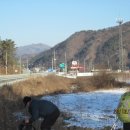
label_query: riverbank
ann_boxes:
[0,74,129,130]
[1,73,128,98]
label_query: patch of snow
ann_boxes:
[95,88,128,93]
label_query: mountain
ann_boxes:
[30,21,130,70]
[16,43,50,59]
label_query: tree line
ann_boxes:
[0,39,17,74]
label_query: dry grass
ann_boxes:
[7,74,75,97]
[75,72,127,92]
[0,66,20,74]
[89,72,119,89]
[0,73,126,98]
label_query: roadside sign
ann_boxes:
[72,61,77,66]
[59,63,65,68]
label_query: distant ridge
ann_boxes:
[16,43,50,57]
[30,21,130,70]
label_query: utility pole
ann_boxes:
[19,56,21,74]
[65,52,67,73]
[52,57,53,70]
[26,58,28,71]
[117,18,125,71]
[5,51,7,75]
[84,58,86,72]
[54,50,56,71]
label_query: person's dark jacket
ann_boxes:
[28,99,60,123]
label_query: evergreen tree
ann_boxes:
[0,39,16,67]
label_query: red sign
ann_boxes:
[71,65,84,69]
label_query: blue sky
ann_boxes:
[0,0,130,47]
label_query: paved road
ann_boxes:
[0,74,31,87]
[0,73,46,87]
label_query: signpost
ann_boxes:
[59,63,65,69]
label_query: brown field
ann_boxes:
[0,73,127,130]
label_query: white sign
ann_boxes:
[72,61,77,66]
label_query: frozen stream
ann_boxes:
[42,88,127,129]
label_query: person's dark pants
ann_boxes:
[123,123,130,130]
[18,123,33,130]
[18,123,24,130]
[41,109,60,130]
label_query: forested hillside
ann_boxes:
[30,21,130,70]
